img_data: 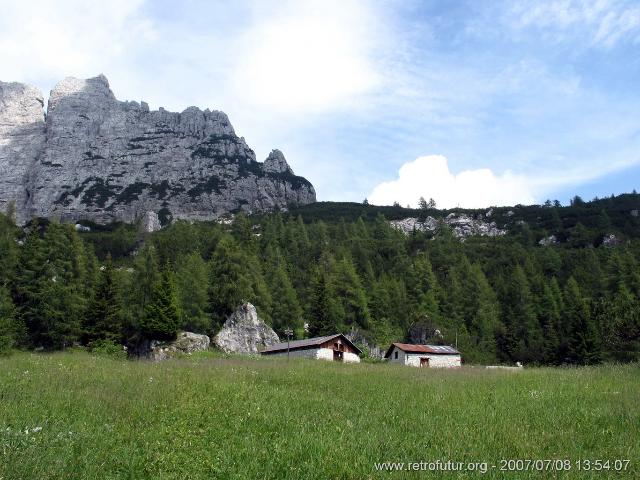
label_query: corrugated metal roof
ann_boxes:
[384,343,460,357]
[261,334,362,355]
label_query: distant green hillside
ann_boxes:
[289,194,640,242]
[1,192,639,365]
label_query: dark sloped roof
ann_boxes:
[261,333,362,355]
[384,342,460,357]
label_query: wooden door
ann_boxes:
[333,350,344,362]
[420,357,429,367]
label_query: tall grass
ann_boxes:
[0,352,637,479]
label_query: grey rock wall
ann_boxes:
[0,75,316,225]
[0,81,46,221]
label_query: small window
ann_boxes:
[394,351,398,359]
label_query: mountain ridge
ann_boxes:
[0,74,316,226]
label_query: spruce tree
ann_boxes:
[501,265,543,363]
[15,223,45,347]
[332,257,371,329]
[602,284,639,362]
[0,286,16,354]
[538,279,561,363]
[308,270,343,337]
[208,236,255,328]
[269,263,303,337]
[17,222,85,349]
[0,212,19,288]
[175,252,210,333]
[40,223,86,349]
[140,268,181,340]
[563,277,601,365]
[438,266,465,337]
[84,254,123,344]
[132,244,160,311]
[467,264,500,362]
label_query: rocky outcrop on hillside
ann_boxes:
[0,75,316,225]
[390,213,505,239]
[213,303,279,354]
[601,233,622,247]
[538,235,559,246]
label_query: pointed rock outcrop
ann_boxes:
[213,303,279,354]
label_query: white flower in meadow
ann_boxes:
[32,426,42,433]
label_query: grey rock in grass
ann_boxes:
[171,331,211,353]
[214,303,279,354]
[0,75,316,225]
[138,331,211,361]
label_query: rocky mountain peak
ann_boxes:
[47,74,116,115]
[0,81,45,121]
[263,149,293,174]
[0,74,316,225]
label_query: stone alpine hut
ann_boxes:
[384,343,461,368]
[260,334,361,363]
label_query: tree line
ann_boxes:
[0,203,639,364]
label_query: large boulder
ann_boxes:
[171,331,211,353]
[133,331,210,361]
[214,303,279,354]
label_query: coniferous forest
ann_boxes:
[1,193,639,365]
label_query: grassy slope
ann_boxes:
[0,352,638,479]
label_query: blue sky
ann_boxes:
[1,0,639,207]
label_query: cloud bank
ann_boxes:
[368,156,535,209]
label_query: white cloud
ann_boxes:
[0,0,155,86]
[369,153,640,209]
[230,0,383,113]
[508,0,640,47]
[368,156,535,209]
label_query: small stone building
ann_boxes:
[385,343,461,368]
[260,334,361,363]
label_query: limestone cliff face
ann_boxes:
[0,82,46,220]
[0,75,316,225]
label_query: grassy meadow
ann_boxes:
[0,352,638,479]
